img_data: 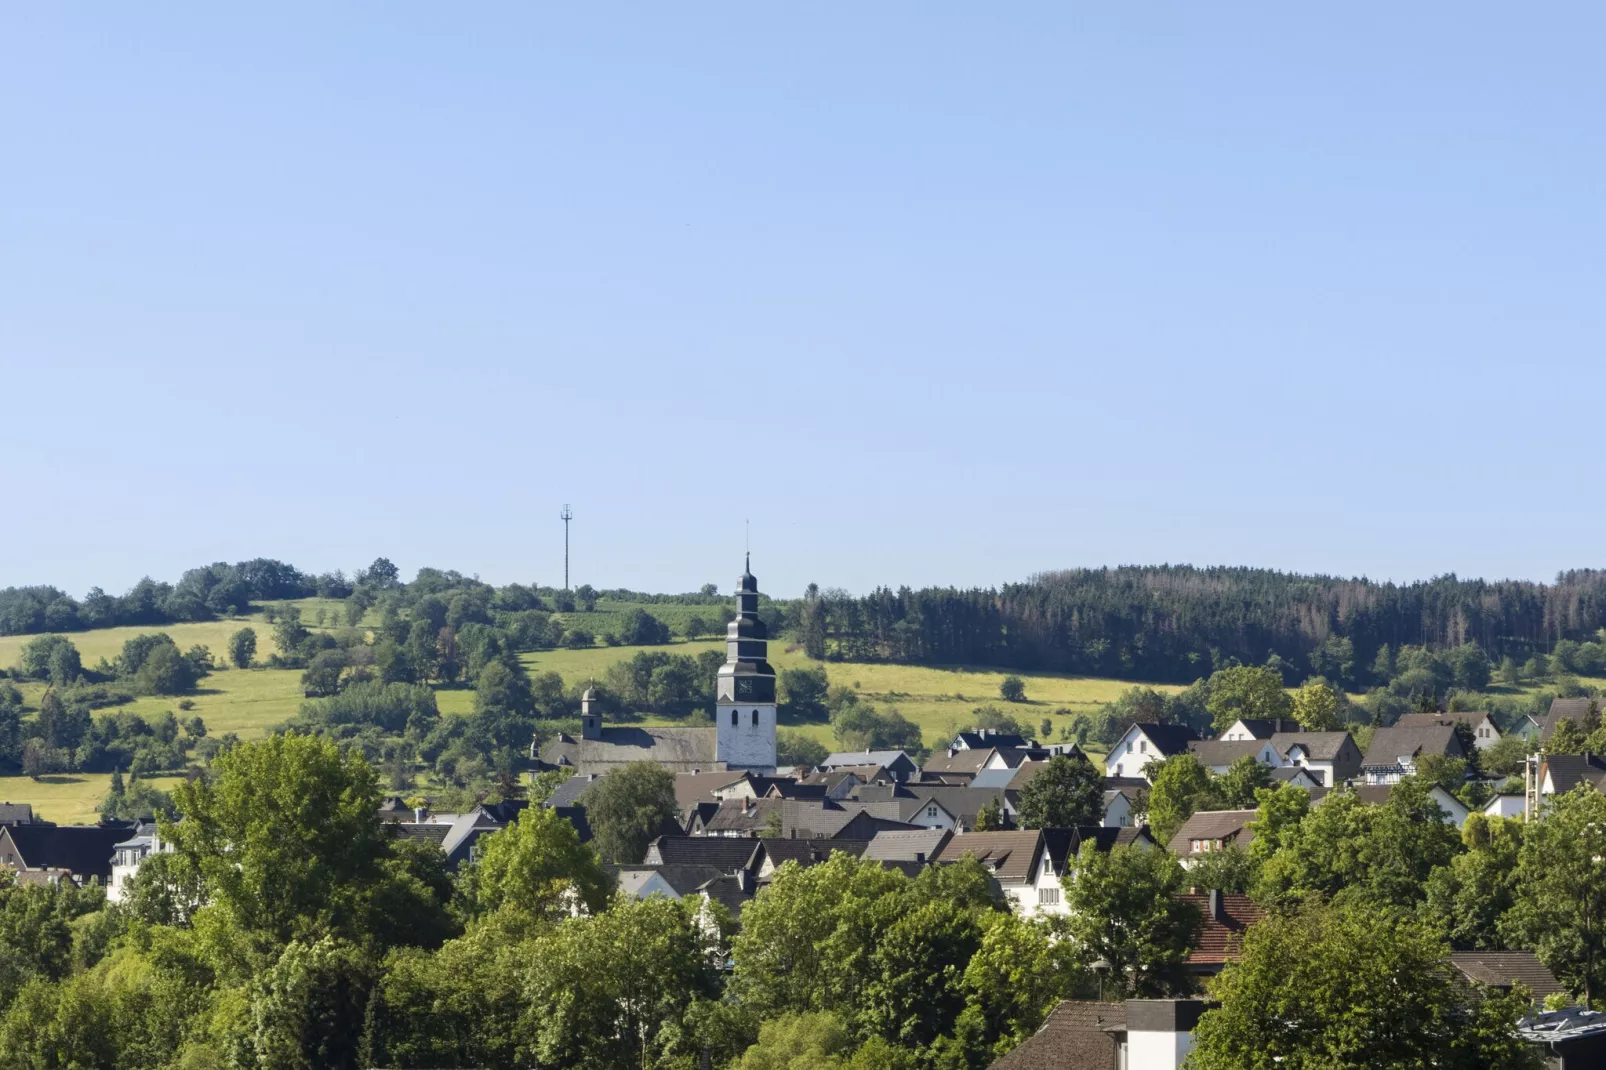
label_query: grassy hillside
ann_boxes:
[0,613,1169,821]
[517,640,1168,756]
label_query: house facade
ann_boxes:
[1104,724,1201,781]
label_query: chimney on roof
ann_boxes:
[413,806,425,823]
[1209,889,1226,923]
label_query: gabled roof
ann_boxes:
[1179,892,1264,966]
[1541,697,1600,743]
[754,837,871,871]
[762,780,828,800]
[1229,718,1302,739]
[643,835,761,870]
[921,748,997,776]
[613,864,729,897]
[1104,775,1149,793]
[0,824,132,881]
[673,770,750,810]
[954,730,1030,750]
[968,767,1019,791]
[540,727,719,773]
[1269,731,1355,762]
[1123,723,1201,757]
[1187,739,1270,767]
[862,828,953,862]
[1039,826,1154,873]
[930,830,1044,885]
[545,773,605,809]
[703,797,783,834]
[1268,766,1322,786]
[990,1000,1126,1070]
[1396,711,1494,732]
[1449,951,1563,999]
[697,872,757,918]
[1168,809,1258,857]
[1542,753,1606,795]
[0,803,36,825]
[1361,723,1463,768]
[820,750,914,771]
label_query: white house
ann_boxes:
[1270,731,1363,788]
[107,823,170,905]
[1483,793,1526,820]
[1220,718,1301,742]
[1102,789,1135,828]
[1394,711,1502,751]
[1104,724,1201,781]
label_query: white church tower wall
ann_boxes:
[715,555,778,772]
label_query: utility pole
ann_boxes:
[560,504,573,591]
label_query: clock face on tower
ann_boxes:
[735,677,758,699]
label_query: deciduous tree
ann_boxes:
[1190,900,1538,1070]
[1016,754,1102,830]
[581,760,679,864]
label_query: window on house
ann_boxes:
[926,806,938,818]
[1126,741,1134,753]
[731,710,738,726]
[752,709,759,726]
[1038,887,1060,905]
[1139,740,1148,753]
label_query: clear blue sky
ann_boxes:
[5,4,1604,598]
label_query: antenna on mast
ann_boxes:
[560,504,573,590]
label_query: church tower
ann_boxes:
[715,554,778,771]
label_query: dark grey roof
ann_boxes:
[613,864,729,896]
[1543,753,1606,794]
[954,731,1030,750]
[1040,826,1154,873]
[920,748,996,776]
[0,803,35,825]
[1,824,132,881]
[1396,711,1494,732]
[1229,718,1302,739]
[931,830,1045,884]
[1362,723,1463,767]
[703,797,783,834]
[1129,723,1201,756]
[697,872,757,918]
[672,770,751,810]
[755,837,871,872]
[1269,731,1355,762]
[821,750,915,770]
[643,835,759,870]
[1188,739,1270,767]
[1541,697,1601,743]
[1168,809,1258,857]
[553,805,592,843]
[862,828,953,862]
[540,726,719,773]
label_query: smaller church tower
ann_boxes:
[715,555,778,771]
[580,685,602,741]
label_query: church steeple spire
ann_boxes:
[715,553,777,770]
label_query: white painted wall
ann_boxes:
[1127,1029,1192,1069]
[1102,792,1133,828]
[1484,794,1525,819]
[716,701,776,771]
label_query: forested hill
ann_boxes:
[7,558,1606,688]
[799,566,1606,684]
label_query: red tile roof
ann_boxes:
[1178,892,1265,966]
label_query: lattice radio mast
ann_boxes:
[560,504,573,590]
